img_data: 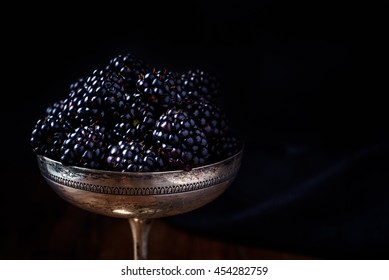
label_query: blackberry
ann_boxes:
[106,53,150,91]
[60,125,107,169]
[31,115,70,160]
[213,134,241,160]
[69,77,85,92]
[95,72,128,121]
[152,108,209,170]
[106,141,164,172]
[31,52,239,172]
[61,69,129,127]
[113,93,157,143]
[45,100,65,117]
[59,71,104,127]
[142,146,165,172]
[181,101,228,138]
[136,70,184,112]
[180,69,220,103]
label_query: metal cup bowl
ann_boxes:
[37,149,243,219]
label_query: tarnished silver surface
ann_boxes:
[37,150,243,219]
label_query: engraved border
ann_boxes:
[41,168,236,196]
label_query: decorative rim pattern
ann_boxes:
[41,167,237,196]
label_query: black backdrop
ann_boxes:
[1,2,387,259]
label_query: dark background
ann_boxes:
[1,2,387,259]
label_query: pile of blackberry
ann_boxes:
[31,53,240,172]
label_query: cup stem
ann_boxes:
[128,218,152,260]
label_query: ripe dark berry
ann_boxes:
[31,52,240,172]
[112,93,157,143]
[136,70,184,112]
[180,69,220,103]
[106,141,165,172]
[61,69,132,128]
[31,115,71,161]
[60,126,107,168]
[152,108,209,170]
[106,53,150,91]
[213,134,241,160]
[181,101,228,138]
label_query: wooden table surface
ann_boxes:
[1,169,311,260]
[2,206,311,260]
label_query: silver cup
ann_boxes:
[37,148,243,259]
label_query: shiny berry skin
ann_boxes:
[152,108,209,170]
[60,126,107,168]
